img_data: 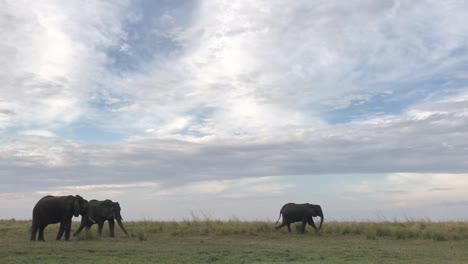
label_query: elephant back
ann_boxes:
[32,195,76,224]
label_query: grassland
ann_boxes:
[1,219,468,263]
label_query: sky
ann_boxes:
[1,0,468,222]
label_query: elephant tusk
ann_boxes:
[88,216,96,223]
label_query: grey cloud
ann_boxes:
[101,0,468,138]
[1,1,468,197]
[2,103,468,193]
[429,188,456,192]
[381,190,408,195]
[12,73,69,97]
[0,109,14,116]
[439,200,468,206]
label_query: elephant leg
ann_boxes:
[38,225,46,241]
[108,219,115,237]
[56,223,65,240]
[308,217,318,232]
[73,223,86,236]
[74,221,92,237]
[30,224,38,241]
[97,222,104,236]
[56,220,72,241]
[64,221,72,241]
[301,221,307,233]
[287,223,291,232]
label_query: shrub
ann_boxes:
[75,231,95,241]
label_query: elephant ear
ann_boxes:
[116,202,121,212]
[73,195,81,217]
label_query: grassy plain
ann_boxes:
[1,219,468,263]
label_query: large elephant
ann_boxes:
[73,199,128,237]
[275,203,324,233]
[30,195,89,241]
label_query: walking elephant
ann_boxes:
[275,203,324,233]
[30,195,89,241]
[73,199,128,237]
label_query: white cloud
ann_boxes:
[0,1,128,131]
[152,177,294,197]
[2,0,468,138]
[93,0,468,140]
[346,173,468,211]
[2,1,468,221]
[19,130,56,138]
[35,182,160,199]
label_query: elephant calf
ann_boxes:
[30,195,89,241]
[275,203,324,233]
[74,199,128,237]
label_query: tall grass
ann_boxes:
[117,217,468,241]
[322,220,468,241]
[126,217,273,238]
[2,218,467,241]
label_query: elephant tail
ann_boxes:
[275,212,282,224]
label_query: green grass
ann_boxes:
[1,219,468,263]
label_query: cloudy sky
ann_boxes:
[1,0,468,222]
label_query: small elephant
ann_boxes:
[74,199,128,237]
[30,195,89,241]
[275,203,324,233]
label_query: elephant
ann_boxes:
[73,199,128,237]
[275,203,324,233]
[30,195,89,241]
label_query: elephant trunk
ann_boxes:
[318,210,324,231]
[117,218,128,236]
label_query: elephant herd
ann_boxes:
[30,195,324,241]
[30,195,128,241]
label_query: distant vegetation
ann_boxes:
[119,219,468,241]
[324,220,468,241]
[1,219,468,263]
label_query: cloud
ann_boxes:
[0,1,129,131]
[439,200,468,207]
[429,187,456,192]
[345,173,468,210]
[151,177,294,198]
[1,97,468,193]
[19,130,56,138]
[2,1,468,221]
[86,0,468,140]
[36,182,160,198]
[3,1,468,139]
